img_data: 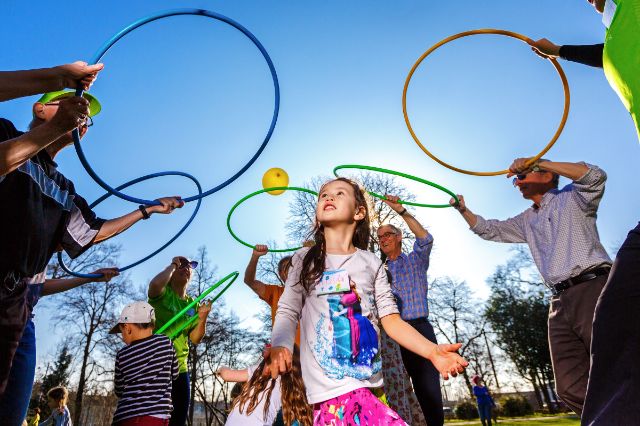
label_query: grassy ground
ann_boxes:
[446,415,580,425]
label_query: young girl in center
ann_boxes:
[270,177,468,425]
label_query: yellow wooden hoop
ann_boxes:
[402,29,570,176]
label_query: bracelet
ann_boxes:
[138,205,150,220]
[399,208,408,216]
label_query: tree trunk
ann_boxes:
[483,331,500,390]
[73,330,93,425]
[529,374,543,410]
[535,370,555,413]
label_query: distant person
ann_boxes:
[27,408,40,426]
[40,386,72,426]
[110,301,178,426]
[472,375,495,426]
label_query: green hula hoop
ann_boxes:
[155,271,239,336]
[226,186,319,253]
[166,274,236,340]
[333,164,459,208]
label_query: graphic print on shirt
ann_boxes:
[312,269,380,380]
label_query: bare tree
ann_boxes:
[47,243,136,425]
[484,247,557,412]
[429,277,488,397]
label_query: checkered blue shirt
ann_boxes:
[386,234,434,320]
[472,164,611,285]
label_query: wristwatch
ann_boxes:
[139,205,150,220]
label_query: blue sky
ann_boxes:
[2,0,638,368]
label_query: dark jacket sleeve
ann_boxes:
[61,190,106,258]
[559,44,604,68]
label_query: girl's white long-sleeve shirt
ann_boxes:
[271,248,399,404]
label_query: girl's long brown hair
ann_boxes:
[299,178,370,293]
[230,346,312,425]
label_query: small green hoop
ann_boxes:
[226,186,319,253]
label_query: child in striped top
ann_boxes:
[109,301,178,426]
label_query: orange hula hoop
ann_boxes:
[402,29,570,176]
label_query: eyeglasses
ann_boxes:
[511,171,543,186]
[45,102,94,127]
[377,231,398,240]
[178,258,199,269]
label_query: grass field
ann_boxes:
[446,416,580,426]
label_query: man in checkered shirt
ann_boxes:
[450,158,612,416]
[376,195,443,425]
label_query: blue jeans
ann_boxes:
[0,283,42,426]
[0,318,36,426]
[477,403,493,426]
[170,372,190,426]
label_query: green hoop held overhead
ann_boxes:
[227,187,319,253]
[155,271,239,337]
[333,164,459,208]
[166,273,237,340]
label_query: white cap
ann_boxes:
[109,301,156,334]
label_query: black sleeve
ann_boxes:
[0,118,21,142]
[559,44,605,68]
[61,191,107,258]
[0,118,24,183]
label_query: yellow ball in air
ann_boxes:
[262,168,289,195]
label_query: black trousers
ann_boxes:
[0,275,28,397]
[399,318,444,426]
[583,223,640,424]
[170,372,190,426]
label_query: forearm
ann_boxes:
[538,161,589,181]
[189,319,206,345]
[243,255,266,297]
[0,68,64,102]
[148,264,175,297]
[458,207,478,228]
[401,210,428,239]
[220,369,249,383]
[95,210,145,242]
[381,314,435,360]
[0,123,66,176]
[41,277,92,296]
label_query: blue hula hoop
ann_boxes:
[57,171,202,278]
[73,8,280,206]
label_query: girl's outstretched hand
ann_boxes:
[268,346,292,379]
[427,343,468,380]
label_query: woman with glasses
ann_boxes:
[148,256,213,426]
